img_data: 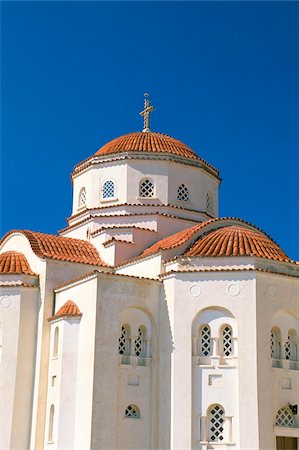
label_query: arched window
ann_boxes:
[139,179,154,198]
[206,192,213,212]
[285,336,291,360]
[102,180,115,199]
[177,184,189,202]
[276,407,294,427]
[118,324,130,356]
[79,188,87,207]
[125,404,140,418]
[53,327,59,358]
[208,404,225,442]
[288,329,298,361]
[48,404,55,442]
[221,325,233,357]
[199,325,211,356]
[270,327,281,359]
[134,326,146,357]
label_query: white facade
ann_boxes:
[0,126,298,450]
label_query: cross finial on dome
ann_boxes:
[140,93,155,132]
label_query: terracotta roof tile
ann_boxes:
[92,131,219,175]
[185,226,290,262]
[0,230,107,266]
[139,217,291,264]
[0,251,36,275]
[48,300,82,322]
[141,219,219,257]
[95,131,198,159]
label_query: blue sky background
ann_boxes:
[2,1,299,259]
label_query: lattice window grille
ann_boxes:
[140,179,154,198]
[118,326,128,355]
[177,184,189,202]
[125,404,140,418]
[209,405,225,442]
[79,188,86,206]
[206,193,213,211]
[135,327,144,357]
[285,337,291,360]
[222,326,233,357]
[200,325,211,356]
[102,180,115,199]
[270,331,275,358]
[276,408,294,427]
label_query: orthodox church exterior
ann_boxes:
[0,96,298,450]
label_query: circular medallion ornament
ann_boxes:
[0,296,11,309]
[226,283,240,297]
[189,285,202,297]
[267,286,276,299]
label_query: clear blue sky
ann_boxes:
[2,1,299,259]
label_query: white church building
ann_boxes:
[0,95,298,450]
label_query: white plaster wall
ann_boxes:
[116,254,162,279]
[255,272,299,450]
[116,307,153,450]
[167,162,219,216]
[72,161,128,214]
[161,271,257,450]
[126,160,169,205]
[0,290,21,450]
[0,286,39,450]
[71,158,219,219]
[51,277,98,450]
[30,258,105,450]
[90,274,161,450]
[61,222,92,241]
[44,319,80,450]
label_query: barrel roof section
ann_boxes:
[0,230,107,266]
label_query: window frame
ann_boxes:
[124,404,141,419]
[101,179,117,201]
[139,178,155,199]
[221,324,233,357]
[208,404,226,443]
[177,183,190,203]
[206,191,213,213]
[78,187,87,208]
[52,326,59,359]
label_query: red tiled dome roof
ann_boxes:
[95,132,199,160]
[185,226,290,262]
[0,251,36,275]
[48,300,82,322]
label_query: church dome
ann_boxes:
[185,225,290,262]
[0,251,36,275]
[94,131,199,160]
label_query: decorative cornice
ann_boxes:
[159,266,299,280]
[54,269,160,292]
[59,211,201,235]
[72,151,221,181]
